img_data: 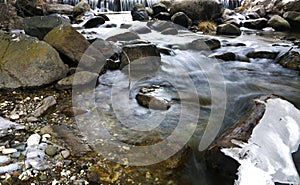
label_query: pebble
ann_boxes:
[2,148,17,155]
[26,117,39,122]
[11,152,21,158]
[61,150,71,159]
[45,146,58,157]
[27,134,41,146]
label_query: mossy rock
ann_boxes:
[0,31,68,89]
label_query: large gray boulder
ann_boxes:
[169,0,224,23]
[24,15,70,40]
[0,31,68,89]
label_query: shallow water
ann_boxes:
[72,13,300,184]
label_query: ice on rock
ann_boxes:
[222,98,300,185]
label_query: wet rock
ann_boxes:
[190,38,221,50]
[153,12,171,21]
[243,18,268,30]
[169,0,224,22]
[210,52,236,61]
[0,31,68,89]
[245,12,260,20]
[129,24,152,34]
[267,15,290,31]
[131,3,149,21]
[44,24,90,66]
[147,20,179,32]
[283,11,300,29]
[276,50,300,70]
[24,15,70,40]
[83,16,106,28]
[135,86,171,110]
[216,23,241,36]
[235,54,250,62]
[32,96,56,117]
[284,0,300,12]
[246,50,279,59]
[106,31,140,42]
[73,0,91,17]
[120,43,161,70]
[161,27,178,35]
[136,93,171,110]
[205,94,279,178]
[152,3,168,17]
[45,4,74,15]
[56,71,98,90]
[171,12,192,28]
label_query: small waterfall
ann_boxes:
[62,0,159,11]
[219,0,243,9]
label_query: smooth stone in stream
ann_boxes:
[246,50,279,59]
[267,15,290,31]
[171,12,192,28]
[189,38,221,50]
[276,50,300,70]
[83,16,106,28]
[136,93,171,110]
[216,23,241,36]
[243,18,268,30]
[210,52,236,61]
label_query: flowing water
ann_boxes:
[71,12,300,184]
[62,0,243,11]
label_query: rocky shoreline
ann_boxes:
[0,0,300,184]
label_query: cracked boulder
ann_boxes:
[0,31,68,89]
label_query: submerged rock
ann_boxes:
[24,15,70,40]
[0,31,68,89]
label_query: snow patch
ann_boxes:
[222,98,300,185]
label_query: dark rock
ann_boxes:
[243,18,268,30]
[169,0,224,22]
[83,16,106,28]
[157,46,175,55]
[276,50,300,70]
[0,31,68,89]
[131,3,149,21]
[106,32,140,42]
[56,71,99,90]
[246,51,279,59]
[245,12,260,19]
[284,0,300,12]
[120,43,161,70]
[171,12,192,28]
[222,42,246,47]
[0,1,24,30]
[152,3,168,16]
[15,0,46,17]
[205,95,279,178]
[24,15,70,40]
[44,24,90,66]
[32,96,57,117]
[190,38,221,50]
[283,11,300,29]
[267,15,290,31]
[73,0,91,17]
[153,12,171,21]
[136,93,171,110]
[216,23,241,36]
[210,52,236,61]
[45,4,74,15]
[105,58,121,70]
[45,146,58,157]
